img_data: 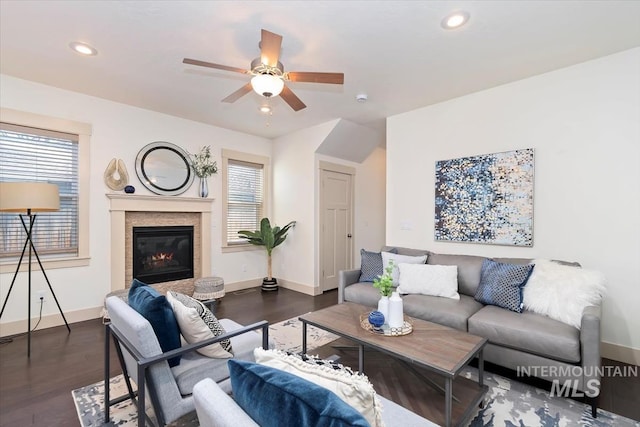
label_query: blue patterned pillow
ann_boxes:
[474,259,534,313]
[229,360,369,427]
[128,279,181,367]
[359,248,397,282]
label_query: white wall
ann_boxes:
[386,48,640,359]
[272,120,387,294]
[0,75,271,331]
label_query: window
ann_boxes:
[0,108,91,271]
[221,149,270,250]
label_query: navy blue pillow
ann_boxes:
[359,247,397,282]
[474,259,534,313]
[128,279,181,367]
[228,360,369,427]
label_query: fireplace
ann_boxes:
[132,226,194,284]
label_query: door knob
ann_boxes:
[347,234,352,238]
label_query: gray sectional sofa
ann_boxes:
[339,246,602,415]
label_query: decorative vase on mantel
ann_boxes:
[198,177,209,198]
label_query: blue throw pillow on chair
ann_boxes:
[228,360,369,427]
[128,279,181,367]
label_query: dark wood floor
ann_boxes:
[0,287,638,426]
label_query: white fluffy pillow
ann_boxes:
[167,292,232,358]
[381,252,427,285]
[397,264,460,299]
[254,348,384,427]
[523,259,606,329]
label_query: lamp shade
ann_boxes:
[251,74,284,98]
[0,182,60,212]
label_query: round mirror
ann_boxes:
[135,142,194,196]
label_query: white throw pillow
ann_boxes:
[167,292,232,359]
[381,252,427,285]
[523,259,606,329]
[254,348,384,427]
[397,264,460,299]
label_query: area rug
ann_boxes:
[74,316,638,427]
[463,369,639,427]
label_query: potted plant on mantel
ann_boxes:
[237,218,296,291]
[189,145,218,198]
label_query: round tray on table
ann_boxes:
[359,313,413,336]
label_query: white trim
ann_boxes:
[0,108,92,271]
[0,306,103,337]
[278,279,322,296]
[221,149,271,249]
[601,341,640,366]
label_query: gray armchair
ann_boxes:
[104,296,269,426]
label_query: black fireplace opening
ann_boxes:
[132,225,194,284]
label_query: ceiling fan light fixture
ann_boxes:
[251,74,284,98]
[441,11,470,29]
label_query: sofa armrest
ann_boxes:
[580,304,602,395]
[193,378,259,427]
[338,269,361,303]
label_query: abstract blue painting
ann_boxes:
[435,149,534,246]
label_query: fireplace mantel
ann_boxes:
[107,194,214,292]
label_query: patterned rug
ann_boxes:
[73,316,638,427]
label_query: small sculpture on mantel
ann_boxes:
[104,158,130,191]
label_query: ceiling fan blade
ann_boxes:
[280,85,306,111]
[183,58,249,75]
[286,72,344,85]
[260,29,283,67]
[222,83,253,103]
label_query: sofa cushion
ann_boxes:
[254,348,383,427]
[381,252,428,285]
[229,360,369,427]
[474,259,534,313]
[397,263,460,300]
[358,247,397,282]
[468,305,581,363]
[382,246,431,257]
[402,294,483,331]
[427,253,486,296]
[128,279,181,367]
[171,318,264,395]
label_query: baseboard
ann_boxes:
[0,306,103,337]
[277,279,322,296]
[601,341,640,366]
[224,278,321,296]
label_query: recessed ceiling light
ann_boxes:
[259,105,272,114]
[69,42,98,56]
[441,11,470,30]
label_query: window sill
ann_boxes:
[221,245,262,254]
[0,256,91,274]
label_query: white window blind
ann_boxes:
[0,123,79,259]
[226,159,264,245]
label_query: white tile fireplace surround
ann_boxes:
[107,194,213,292]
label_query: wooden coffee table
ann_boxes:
[299,302,488,427]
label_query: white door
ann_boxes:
[320,167,354,291]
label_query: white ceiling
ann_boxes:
[1,1,639,139]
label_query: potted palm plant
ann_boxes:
[237,218,296,291]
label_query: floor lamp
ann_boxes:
[0,182,71,357]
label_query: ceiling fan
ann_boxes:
[183,29,344,112]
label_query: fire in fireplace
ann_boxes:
[132,225,194,284]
